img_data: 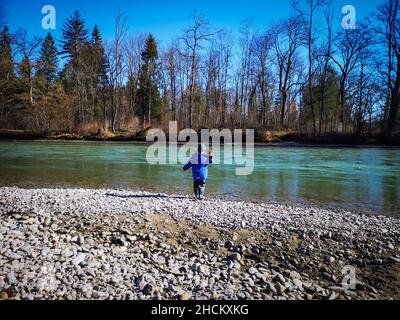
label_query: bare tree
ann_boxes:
[179,12,218,128]
[109,10,127,132]
[317,0,334,134]
[376,0,400,135]
[293,0,328,134]
[125,34,146,118]
[236,20,256,128]
[13,30,42,129]
[202,30,232,127]
[14,30,42,106]
[253,31,273,128]
[273,17,303,130]
[162,44,179,121]
[330,21,375,133]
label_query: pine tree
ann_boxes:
[90,25,108,89]
[60,10,88,61]
[86,25,108,120]
[0,26,14,81]
[59,10,89,89]
[0,26,15,121]
[60,10,90,122]
[137,34,162,126]
[37,33,58,85]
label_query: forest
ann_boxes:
[0,0,400,142]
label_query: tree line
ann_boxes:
[0,0,400,138]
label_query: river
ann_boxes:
[0,141,399,216]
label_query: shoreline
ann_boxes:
[0,183,393,218]
[0,129,399,147]
[0,187,399,300]
[1,138,400,149]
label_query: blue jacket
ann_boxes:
[183,153,213,181]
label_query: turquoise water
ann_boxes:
[0,141,399,216]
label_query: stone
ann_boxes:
[179,266,188,274]
[267,282,277,294]
[0,291,8,300]
[289,271,301,280]
[224,288,234,297]
[273,273,286,284]
[111,236,125,246]
[322,272,332,280]
[157,256,166,264]
[227,252,241,261]
[292,278,302,288]
[142,283,156,295]
[275,283,286,295]
[72,253,86,266]
[226,260,235,269]
[7,272,16,284]
[126,235,137,242]
[225,240,234,249]
[344,290,356,297]
[390,256,400,263]
[251,245,260,254]
[63,248,74,257]
[329,292,337,300]
[197,265,206,274]
[248,267,258,275]
[77,235,85,245]
[179,292,191,300]
[41,247,50,256]
[328,286,345,292]
[235,244,246,253]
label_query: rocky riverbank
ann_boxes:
[1,129,400,146]
[0,187,399,300]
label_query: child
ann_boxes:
[182,144,213,200]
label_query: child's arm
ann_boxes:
[182,161,192,171]
[208,151,213,165]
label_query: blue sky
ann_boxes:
[2,0,383,49]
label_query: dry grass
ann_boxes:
[119,117,141,135]
[76,121,102,136]
[257,130,294,143]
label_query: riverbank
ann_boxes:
[0,187,399,300]
[1,129,399,146]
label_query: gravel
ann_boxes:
[0,187,399,300]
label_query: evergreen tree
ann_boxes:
[0,26,14,81]
[59,10,89,89]
[0,26,15,121]
[60,10,88,61]
[90,25,108,89]
[137,34,162,126]
[37,33,58,85]
[60,10,90,122]
[86,25,109,119]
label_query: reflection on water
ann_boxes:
[0,141,399,216]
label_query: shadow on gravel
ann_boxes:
[105,193,187,200]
